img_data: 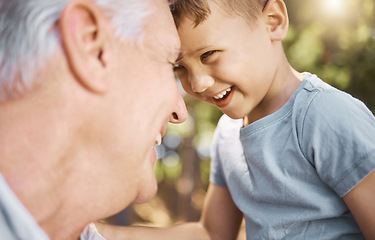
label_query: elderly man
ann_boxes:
[0,0,187,239]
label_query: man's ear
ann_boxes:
[59,0,109,93]
[262,0,289,41]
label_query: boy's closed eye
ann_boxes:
[200,50,218,62]
[173,50,220,72]
[200,50,219,63]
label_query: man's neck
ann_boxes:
[0,114,87,240]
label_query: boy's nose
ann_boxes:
[190,74,214,93]
[169,93,187,124]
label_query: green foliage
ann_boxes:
[284,0,375,111]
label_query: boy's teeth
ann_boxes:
[214,87,231,100]
[155,133,162,146]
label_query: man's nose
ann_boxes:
[169,93,187,124]
[190,73,214,93]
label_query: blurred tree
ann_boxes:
[106,0,375,230]
[284,0,375,111]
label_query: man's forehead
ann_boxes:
[159,31,181,61]
[137,0,180,61]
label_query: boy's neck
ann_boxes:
[243,64,303,127]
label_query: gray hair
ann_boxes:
[0,0,149,100]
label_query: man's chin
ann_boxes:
[133,179,158,204]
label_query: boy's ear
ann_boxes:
[59,0,109,93]
[262,0,289,41]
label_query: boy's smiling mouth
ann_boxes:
[213,87,232,100]
[212,86,234,108]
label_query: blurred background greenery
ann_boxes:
[105,0,375,231]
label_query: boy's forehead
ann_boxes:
[176,5,242,58]
[172,0,265,29]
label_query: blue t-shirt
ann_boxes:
[210,73,375,239]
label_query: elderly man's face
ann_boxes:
[101,0,185,206]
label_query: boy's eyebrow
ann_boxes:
[194,46,210,53]
[175,51,184,62]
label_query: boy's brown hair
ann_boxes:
[170,0,269,28]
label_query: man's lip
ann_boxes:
[152,148,158,166]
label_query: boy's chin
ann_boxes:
[222,110,245,120]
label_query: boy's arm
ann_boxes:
[201,183,244,240]
[95,183,243,240]
[95,221,209,240]
[343,169,375,239]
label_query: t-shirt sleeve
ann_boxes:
[209,118,228,188]
[300,89,375,197]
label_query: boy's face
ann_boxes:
[174,2,278,120]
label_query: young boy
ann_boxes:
[97,0,375,239]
